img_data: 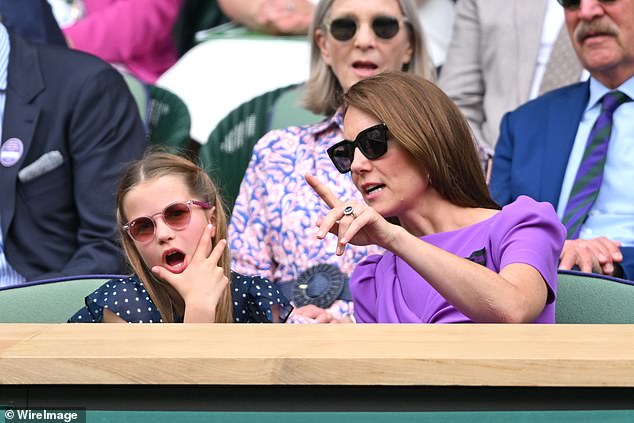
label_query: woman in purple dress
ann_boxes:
[307,71,566,323]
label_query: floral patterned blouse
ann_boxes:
[228,108,383,322]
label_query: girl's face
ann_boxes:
[315,0,414,92]
[122,175,213,275]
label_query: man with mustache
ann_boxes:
[490,0,634,280]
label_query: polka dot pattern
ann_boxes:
[68,272,292,323]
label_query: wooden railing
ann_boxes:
[2,324,634,386]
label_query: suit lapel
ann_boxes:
[514,0,548,102]
[0,34,44,235]
[540,82,590,206]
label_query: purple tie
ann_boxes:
[562,90,631,239]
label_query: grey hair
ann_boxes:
[302,0,435,116]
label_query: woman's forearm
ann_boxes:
[387,227,548,323]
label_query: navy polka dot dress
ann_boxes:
[68,271,292,323]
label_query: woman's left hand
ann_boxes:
[305,174,401,255]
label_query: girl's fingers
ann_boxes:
[151,266,173,284]
[207,238,227,267]
[192,223,214,260]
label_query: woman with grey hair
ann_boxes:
[229,0,435,323]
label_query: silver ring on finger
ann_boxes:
[343,205,356,218]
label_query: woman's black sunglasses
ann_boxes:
[556,0,616,8]
[327,123,389,173]
[327,16,409,42]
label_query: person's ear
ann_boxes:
[208,206,217,239]
[315,28,333,67]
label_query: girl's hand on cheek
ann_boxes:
[152,224,229,322]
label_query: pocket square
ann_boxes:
[18,151,64,183]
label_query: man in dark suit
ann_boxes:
[0,0,66,46]
[0,22,146,286]
[490,0,634,279]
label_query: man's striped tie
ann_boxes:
[562,90,631,239]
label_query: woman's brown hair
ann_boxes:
[343,71,499,210]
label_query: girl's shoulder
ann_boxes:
[68,275,162,323]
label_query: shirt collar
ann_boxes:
[587,74,634,112]
[307,106,345,139]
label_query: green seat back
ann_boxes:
[555,270,634,323]
[148,85,192,150]
[200,83,299,214]
[121,72,150,129]
[0,276,118,323]
[269,84,325,131]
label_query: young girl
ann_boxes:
[69,152,292,323]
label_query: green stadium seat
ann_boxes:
[0,275,123,323]
[555,270,634,323]
[200,83,299,214]
[147,85,193,151]
[269,84,324,131]
[121,71,150,130]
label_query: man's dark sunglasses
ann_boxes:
[556,0,616,9]
[327,123,389,173]
[327,16,409,42]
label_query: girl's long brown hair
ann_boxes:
[117,151,233,323]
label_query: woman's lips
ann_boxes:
[361,183,386,201]
[352,61,379,78]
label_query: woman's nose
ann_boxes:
[350,147,372,174]
[354,21,376,49]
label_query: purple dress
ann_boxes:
[351,196,566,323]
